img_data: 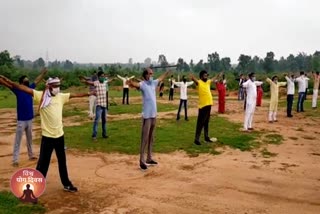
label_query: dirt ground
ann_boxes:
[0,95,320,214]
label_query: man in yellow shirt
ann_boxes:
[266,76,286,122]
[0,75,92,193]
[190,70,220,145]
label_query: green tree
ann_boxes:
[158,54,168,71]
[0,50,14,68]
[237,54,251,73]
[220,57,231,71]
[64,60,74,70]
[33,57,45,69]
[263,51,275,73]
[207,52,220,72]
[177,58,184,72]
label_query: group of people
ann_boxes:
[241,71,320,131]
[0,68,318,192]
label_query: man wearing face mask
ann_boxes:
[242,73,263,131]
[190,70,220,145]
[266,76,287,122]
[173,75,194,121]
[0,75,93,192]
[0,68,47,167]
[127,68,171,170]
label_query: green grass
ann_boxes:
[262,134,284,145]
[62,116,260,155]
[0,90,16,108]
[0,191,45,214]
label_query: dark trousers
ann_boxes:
[123,88,129,104]
[297,92,305,112]
[195,105,211,141]
[287,94,294,116]
[177,99,188,120]
[169,88,174,100]
[36,135,72,187]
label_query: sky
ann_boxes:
[0,0,319,64]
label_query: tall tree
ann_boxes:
[237,54,252,73]
[263,51,275,73]
[177,58,184,71]
[0,50,14,68]
[158,54,169,70]
[33,57,45,69]
[207,52,220,72]
[220,57,231,71]
[189,59,194,71]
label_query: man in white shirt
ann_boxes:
[285,74,295,117]
[295,71,307,112]
[242,72,263,131]
[312,71,320,108]
[173,75,194,121]
[117,74,135,104]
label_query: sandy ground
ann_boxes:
[0,95,320,214]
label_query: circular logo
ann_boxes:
[10,168,46,199]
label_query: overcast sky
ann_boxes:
[0,0,319,64]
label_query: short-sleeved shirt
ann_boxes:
[94,81,107,107]
[198,80,213,109]
[33,90,70,138]
[12,83,36,121]
[139,79,159,119]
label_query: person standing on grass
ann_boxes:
[117,74,135,105]
[266,76,286,123]
[0,68,47,167]
[127,68,171,170]
[215,74,227,113]
[312,71,320,109]
[295,71,307,112]
[168,75,175,101]
[80,71,111,140]
[285,74,296,117]
[189,70,220,145]
[0,75,93,192]
[242,72,263,132]
[236,74,245,100]
[173,75,194,121]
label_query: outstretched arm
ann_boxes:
[189,74,198,85]
[0,77,13,89]
[79,76,94,86]
[157,70,171,82]
[126,79,140,90]
[117,75,124,80]
[70,91,94,99]
[34,68,48,85]
[0,75,33,96]
[210,73,221,82]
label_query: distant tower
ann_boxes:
[45,49,49,67]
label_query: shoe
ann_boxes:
[64,184,78,193]
[140,163,148,170]
[248,128,254,130]
[274,120,278,122]
[12,162,19,167]
[194,140,201,145]
[102,135,109,139]
[287,115,293,117]
[268,121,273,123]
[205,138,213,143]
[92,137,97,141]
[146,160,158,165]
[29,157,37,161]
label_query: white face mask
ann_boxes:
[51,87,60,95]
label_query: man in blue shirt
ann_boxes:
[0,68,47,166]
[127,68,170,170]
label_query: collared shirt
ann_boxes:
[169,78,175,89]
[139,79,159,119]
[242,80,263,104]
[33,90,70,138]
[173,81,194,100]
[285,76,295,95]
[12,83,36,121]
[94,81,107,107]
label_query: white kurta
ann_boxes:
[242,80,263,130]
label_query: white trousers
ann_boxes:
[89,95,97,118]
[312,89,318,108]
[268,111,277,121]
[244,103,255,130]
